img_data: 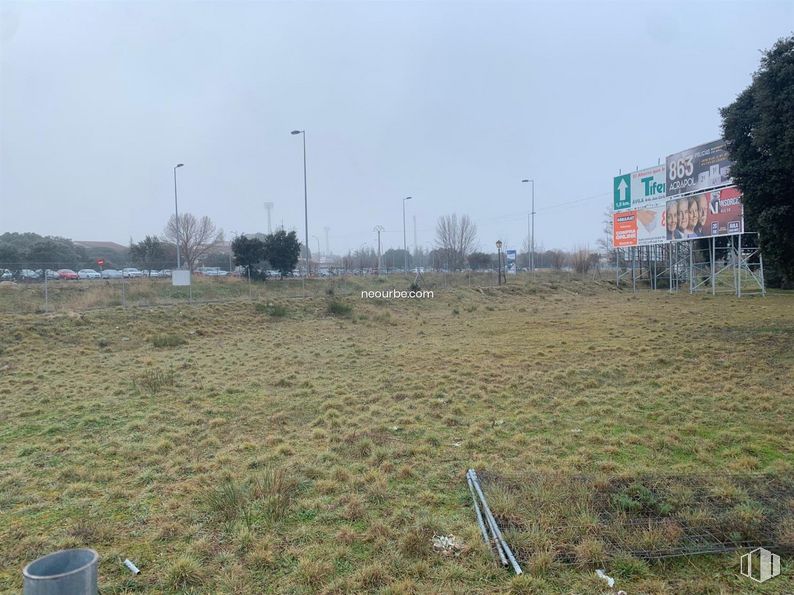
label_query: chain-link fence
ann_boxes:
[0,267,619,315]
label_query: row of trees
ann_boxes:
[231,230,301,278]
[339,244,597,273]
[0,233,127,270]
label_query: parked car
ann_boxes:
[143,269,163,278]
[57,269,78,280]
[78,269,101,280]
[122,267,143,278]
[0,269,13,281]
[44,269,59,280]
[101,269,123,279]
[196,267,228,277]
[18,269,41,281]
[160,269,172,277]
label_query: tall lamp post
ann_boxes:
[173,163,184,269]
[521,179,535,278]
[496,240,503,285]
[291,130,309,286]
[402,196,412,273]
[374,225,384,276]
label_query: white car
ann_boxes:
[122,267,144,278]
[101,269,123,279]
[78,269,101,280]
[198,267,228,277]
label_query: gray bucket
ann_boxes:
[22,548,98,595]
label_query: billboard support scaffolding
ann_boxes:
[667,233,765,297]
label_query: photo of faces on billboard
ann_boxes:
[664,186,744,240]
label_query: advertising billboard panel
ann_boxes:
[613,211,637,248]
[172,270,191,286]
[664,186,743,241]
[613,205,669,247]
[612,164,667,247]
[666,139,732,197]
[613,164,666,211]
[505,250,517,274]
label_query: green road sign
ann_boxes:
[614,174,631,210]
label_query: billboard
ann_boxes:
[172,270,191,286]
[612,164,667,247]
[613,164,666,212]
[613,211,638,247]
[505,250,517,274]
[664,186,743,240]
[666,139,732,197]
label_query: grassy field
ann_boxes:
[0,278,792,593]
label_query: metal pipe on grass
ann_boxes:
[468,469,523,575]
[466,470,498,558]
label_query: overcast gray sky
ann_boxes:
[1,0,791,254]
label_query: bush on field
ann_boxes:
[255,302,288,317]
[151,333,187,348]
[132,367,176,396]
[327,299,352,317]
[206,467,299,529]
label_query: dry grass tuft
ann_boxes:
[165,555,204,589]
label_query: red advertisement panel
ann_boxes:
[613,211,638,247]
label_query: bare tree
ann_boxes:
[571,247,599,275]
[596,204,615,258]
[435,214,478,270]
[549,250,568,270]
[164,213,222,271]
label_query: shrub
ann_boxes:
[207,478,249,525]
[151,333,187,348]
[611,482,672,516]
[327,299,352,317]
[508,575,552,595]
[165,556,204,589]
[206,468,298,529]
[574,538,606,569]
[610,553,650,579]
[131,367,176,396]
[255,302,288,317]
[251,466,299,522]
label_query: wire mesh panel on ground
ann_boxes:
[476,471,793,565]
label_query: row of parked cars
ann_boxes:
[0,268,174,281]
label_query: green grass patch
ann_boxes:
[150,333,187,348]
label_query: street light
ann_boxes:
[496,240,503,285]
[173,163,184,269]
[403,196,412,273]
[374,225,384,276]
[291,130,309,286]
[522,179,535,278]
